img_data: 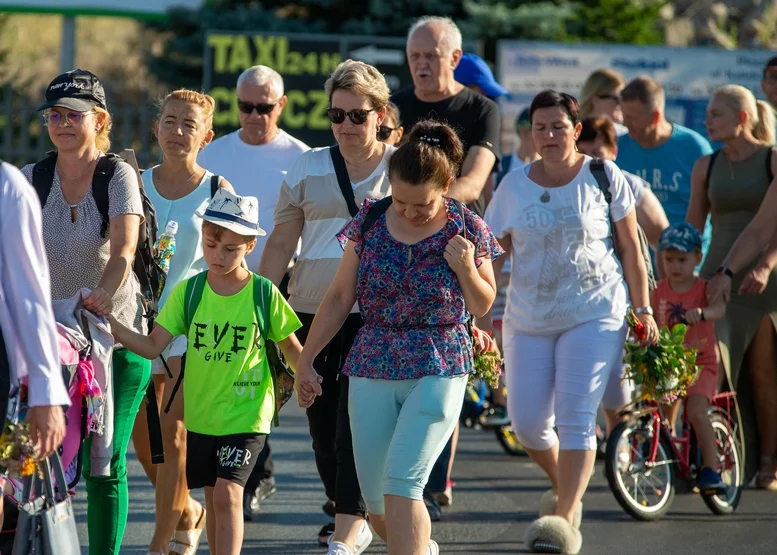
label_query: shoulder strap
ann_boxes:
[184,271,209,331]
[31,151,58,208]
[210,175,220,198]
[92,154,122,238]
[497,154,513,186]
[705,150,721,191]
[590,158,611,204]
[252,274,270,341]
[360,196,393,236]
[330,145,359,217]
[767,146,775,184]
[452,199,467,241]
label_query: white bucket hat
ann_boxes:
[196,188,266,236]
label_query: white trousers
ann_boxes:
[504,318,628,451]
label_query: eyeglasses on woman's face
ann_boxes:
[327,107,376,125]
[377,125,399,141]
[43,109,95,127]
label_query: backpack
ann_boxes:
[495,154,513,188]
[163,271,295,428]
[590,158,657,291]
[31,150,162,326]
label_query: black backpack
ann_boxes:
[31,151,163,325]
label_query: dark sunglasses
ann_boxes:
[327,107,375,125]
[597,94,621,104]
[237,99,278,115]
[377,125,398,141]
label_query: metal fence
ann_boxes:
[0,86,162,170]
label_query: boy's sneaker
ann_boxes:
[327,542,354,555]
[327,520,373,555]
[254,477,277,507]
[435,480,455,506]
[697,467,727,495]
[427,539,440,555]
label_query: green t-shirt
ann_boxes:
[156,273,302,435]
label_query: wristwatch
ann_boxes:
[633,306,654,316]
[717,266,734,278]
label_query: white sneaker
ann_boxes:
[427,539,440,554]
[327,521,373,555]
[327,541,354,555]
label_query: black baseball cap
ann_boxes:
[37,69,107,112]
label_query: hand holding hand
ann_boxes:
[295,360,323,409]
[444,235,476,276]
[84,287,113,317]
[683,308,703,325]
[707,274,731,305]
[26,405,66,459]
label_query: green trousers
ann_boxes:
[82,348,151,555]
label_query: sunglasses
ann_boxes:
[237,99,278,115]
[597,94,621,104]
[327,107,376,125]
[43,110,95,127]
[377,125,398,141]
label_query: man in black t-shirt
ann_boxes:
[392,16,501,216]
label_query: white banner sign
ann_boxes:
[0,0,205,16]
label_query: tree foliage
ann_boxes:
[144,0,666,88]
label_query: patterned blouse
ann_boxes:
[22,158,146,334]
[336,198,504,380]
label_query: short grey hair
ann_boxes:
[407,16,463,54]
[236,65,284,97]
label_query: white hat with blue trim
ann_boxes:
[196,188,266,237]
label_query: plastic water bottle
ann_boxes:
[154,221,178,297]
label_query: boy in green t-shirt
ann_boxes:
[109,189,303,555]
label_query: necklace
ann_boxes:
[537,159,577,203]
[155,166,201,198]
[56,155,98,181]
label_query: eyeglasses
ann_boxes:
[43,110,95,127]
[237,100,279,115]
[597,94,621,104]
[377,125,398,141]
[327,108,375,125]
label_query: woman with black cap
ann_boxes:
[21,69,150,555]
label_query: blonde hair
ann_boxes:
[324,60,390,110]
[158,89,216,132]
[579,69,626,118]
[385,102,402,127]
[93,107,112,152]
[714,84,776,145]
[621,76,665,111]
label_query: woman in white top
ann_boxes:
[132,89,233,555]
[485,90,657,554]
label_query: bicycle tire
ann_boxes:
[495,425,526,456]
[701,412,743,515]
[605,418,676,521]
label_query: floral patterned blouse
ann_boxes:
[336,198,504,380]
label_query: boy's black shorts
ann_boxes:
[186,431,267,489]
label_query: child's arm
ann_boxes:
[684,297,726,325]
[108,315,173,360]
[278,333,303,372]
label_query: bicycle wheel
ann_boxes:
[495,425,526,456]
[701,412,743,515]
[605,418,676,521]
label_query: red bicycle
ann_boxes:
[604,392,743,521]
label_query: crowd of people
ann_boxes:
[1,12,777,555]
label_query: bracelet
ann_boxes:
[716,266,734,278]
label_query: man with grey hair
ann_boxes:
[392,16,501,216]
[198,64,309,520]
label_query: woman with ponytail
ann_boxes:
[296,120,503,555]
[689,84,777,490]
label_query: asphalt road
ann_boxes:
[75,402,777,554]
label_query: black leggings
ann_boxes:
[0,327,10,429]
[297,312,366,518]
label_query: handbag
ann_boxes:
[12,453,80,555]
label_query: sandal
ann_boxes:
[318,522,335,546]
[169,505,207,555]
[525,516,582,554]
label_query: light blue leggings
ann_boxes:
[348,374,467,515]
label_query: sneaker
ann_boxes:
[242,491,256,522]
[697,467,727,495]
[435,480,455,507]
[327,541,354,555]
[424,490,442,522]
[255,477,277,505]
[427,539,440,555]
[327,521,373,555]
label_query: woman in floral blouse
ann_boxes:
[295,120,503,555]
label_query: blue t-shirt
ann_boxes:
[617,124,713,260]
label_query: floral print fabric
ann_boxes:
[336,198,504,380]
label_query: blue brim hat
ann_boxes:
[658,223,702,252]
[455,53,507,98]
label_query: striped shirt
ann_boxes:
[274,145,395,314]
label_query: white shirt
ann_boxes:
[485,157,635,334]
[198,129,310,270]
[0,162,69,407]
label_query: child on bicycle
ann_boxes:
[108,189,304,555]
[653,223,727,494]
